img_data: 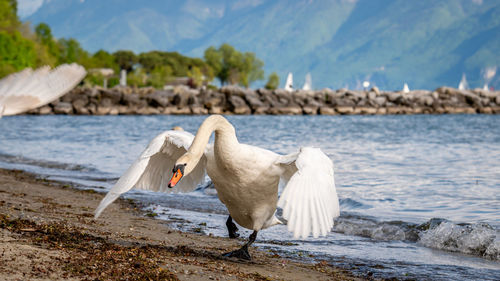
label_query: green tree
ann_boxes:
[0,31,36,77]
[148,65,173,88]
[34,23,59,63]
[241,52,264,87]
[204,46,222,80]
[203,43,264,87]
[58,38,89,65]
[35,23,52,45]
[187,66,204,88]
[265,72,280,90]
[113,50,137,72]
[0,0,19,32]
[91,50,118,70]
[127,67,147,87]
[138,51,163,73]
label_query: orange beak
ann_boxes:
[168,169,183,188]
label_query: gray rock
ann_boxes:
[168,107,191,115]
[357,107,377,115]
[147,90,173,107]
[227,95,251,114]
[61,88,85,103]
[303,106,318,115]
[87,87,100,98]
[123,93,146,107]
[370,86,380,95]
[243,93,265,110]
[101,89,122,104]
[336,106,354,115]
[418,96,434,107]
[345,90,366,101]
[38,106,53,115]
[109,107,119,115]
[319,107,336,115]
[96,106,111,115]
[172,91,195,107]
[190,106,208,115]
[100,98,113,107]
[374,96,387,107]
[208,107,223,114]
[54,102,73,114]
[269,106,302,115]
[367,91,377,100]
[72,99,88,114]
[386,92,402,102]
[253,107,269,114]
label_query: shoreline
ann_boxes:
[0,168,362,280]
[26,85,500,116]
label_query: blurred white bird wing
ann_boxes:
[276,147,340,239]
[94,130,207,218]
[0,63,86,116]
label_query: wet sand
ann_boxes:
[0,169,362,280]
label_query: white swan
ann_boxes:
[0,63,86,117]
[94,115,340,259]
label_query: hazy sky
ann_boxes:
[17,0,44,18]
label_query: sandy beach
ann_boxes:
[0,168,362,280]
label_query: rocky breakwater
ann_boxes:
[29,85,500,115]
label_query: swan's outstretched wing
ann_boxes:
[94,130,207,219]
[276,147,339,239]
[0,63,86,116]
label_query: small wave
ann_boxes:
[419,221,500,260]
[333,215,500,261]
[339,198,372,209]
[333,215,412,241]
[0,153,99,172]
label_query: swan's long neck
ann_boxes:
[182,115,238,171]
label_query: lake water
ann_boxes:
[0,114,499,280]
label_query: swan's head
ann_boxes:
[168,163,186,188]
[168,153,199,188]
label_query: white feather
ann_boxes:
[94,130,207,219]
[0,63,86,116]
[277,147,340,239]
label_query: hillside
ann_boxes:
[24,0,500,90]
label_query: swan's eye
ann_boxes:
[172,163,186,174]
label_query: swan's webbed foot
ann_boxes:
[223,231,257,261]
[226,216,239,238]
[223,245,251,260]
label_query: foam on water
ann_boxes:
[419,221,500,260]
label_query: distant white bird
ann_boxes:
[284,72,294,92]
[403,83,410,93]
[302,73,312,91]
[95,115,340,260]
[0,63,86,117]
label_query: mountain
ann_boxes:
[24,0,500,90]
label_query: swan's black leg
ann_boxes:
[223,231,258,260]
[226,215,239,238]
